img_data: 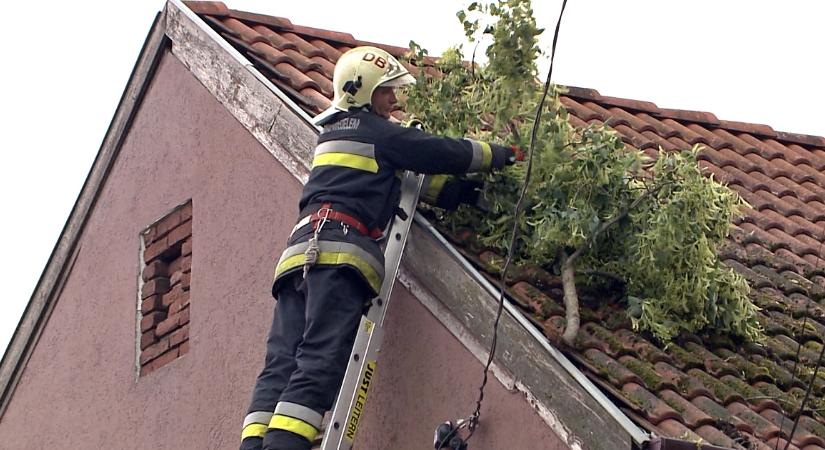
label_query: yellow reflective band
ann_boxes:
[312,152,379,173]
[480,141,493,171]
[241,423,268,440]
[422,175,448,204]
[275,252,382,294]
[269,415,319,442]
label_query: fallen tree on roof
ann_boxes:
[403,0,761,344]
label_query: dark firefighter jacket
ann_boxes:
[273,109,513,296]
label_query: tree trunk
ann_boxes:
[560,249,580,346]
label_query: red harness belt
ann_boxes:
[309,203,383,239]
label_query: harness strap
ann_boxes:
[299,203,383,239]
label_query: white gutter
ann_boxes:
[414,213,651,446]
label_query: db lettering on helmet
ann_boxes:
[362,52,387,69]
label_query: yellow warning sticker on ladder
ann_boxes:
[345,360,377,443]
[363,318,374,334]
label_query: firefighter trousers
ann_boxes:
[242,266,371,450]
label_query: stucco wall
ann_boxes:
[0,51,564,449]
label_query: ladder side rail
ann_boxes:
[320,171,424,450]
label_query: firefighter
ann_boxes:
[241,46,521,450]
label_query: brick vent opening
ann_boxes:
[138,201,192,376]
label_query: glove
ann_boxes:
[506,145,525,165]
[435,179,484,211]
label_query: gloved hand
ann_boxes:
[435,179,486,211]
[506,145,525,165]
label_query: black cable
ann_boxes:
[462,0,569,443]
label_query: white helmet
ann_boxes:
[314,46,416,124]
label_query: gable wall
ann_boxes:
[0,48,565,449]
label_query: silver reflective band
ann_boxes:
[315,140,376,158]
[244,411,273,427]
[466,139,484,172]
[275,401,324,429]
[277,240,385,281]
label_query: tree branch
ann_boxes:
[567,180,669,265]
[559,247,580,346]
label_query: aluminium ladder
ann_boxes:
[318,170,424,450]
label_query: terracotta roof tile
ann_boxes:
[221,17,269,44]
[622,382,682,424]
[280,32,326,58]
[659,390,714,429]
[634,113,680,139]
[693,424,738,448]
[655,419,705,443]
[252,25,298,51]
[190,5,825,447]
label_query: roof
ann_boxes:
[188,2,825,449]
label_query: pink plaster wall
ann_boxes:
[0,51,564,449]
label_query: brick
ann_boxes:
[180,201,192,221]
[140,337,170,364]
[170,325,189,347]
[179,306,190,325]
[155,209,183,239]
[140,329,157,350]
[156,314,181,337]
[180,255,192,272]
[170,268,183,287]
[141,295,162,314]
[162,285,186,308]
[182,238,192,257]
[140,311,166,332]
[181,273,191,291]
[142,260,167,281]
[141,277,170,299]
[179,340,190,355]
[167,255,191,276]
[147,347,180,372]
[168,297,186,315]
[167,220,192,247]
[142,227,157,245]
[144,236,172,263]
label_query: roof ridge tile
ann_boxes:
[183,1,229,16]
[776,131,825,148]
[717,120,778,138]
[595,95,661,114]
[289,24,358,46]
[656,108,721,127]
[227,9,293,29]
[562,85,602,101]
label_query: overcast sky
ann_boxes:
[1,0,823,357]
